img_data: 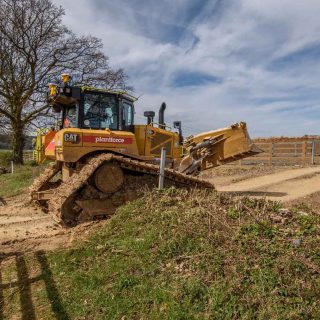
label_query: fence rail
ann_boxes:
[241,141,320,165]
[23,151,34,162]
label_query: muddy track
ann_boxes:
[0,195,107,256]
[0,196,61,254]
[29,161,61,196]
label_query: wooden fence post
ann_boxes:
[302,141,307,165]
[311,141,315,165]
[269,142,273,165]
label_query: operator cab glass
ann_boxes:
[63,104,78,128]
[59,90,135,131]
[122,101,134,129]
[83,93,118,130]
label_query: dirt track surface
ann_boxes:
[0,195,105,257]
[217,166,320,202]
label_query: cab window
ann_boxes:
[123,102,133,128]
[83,93,118,130]
[63,104,78,128]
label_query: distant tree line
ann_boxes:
[0,0,131,164]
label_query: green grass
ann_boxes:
[0,150,12,167]
[0,163,42,197]
[0,150,45,198]
[5,188,316,319]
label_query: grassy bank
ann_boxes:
[2,189,319,319]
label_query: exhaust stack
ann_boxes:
[159,102,166,129]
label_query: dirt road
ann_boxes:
[217,166,320,202]
[0,195,105,256]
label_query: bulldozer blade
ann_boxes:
[178,122,262,174]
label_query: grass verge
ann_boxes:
[0,163,42,198]
[0,150,12,167]
[2,188,318,319]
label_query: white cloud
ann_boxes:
[54,0,320,137]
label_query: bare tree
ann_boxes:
[0,0,130,163]
[0,116,10,134]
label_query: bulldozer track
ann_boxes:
[29,161,61,197]
[31,154,214,225]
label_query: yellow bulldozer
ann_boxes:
[30,75,261,225]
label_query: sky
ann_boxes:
[54,0,320,137]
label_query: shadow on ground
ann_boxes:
[0,251,69,320]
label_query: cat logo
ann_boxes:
[64,133,80,144]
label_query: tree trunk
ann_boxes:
[11,122,25,165]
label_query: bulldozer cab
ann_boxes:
[40,80,183,163]
[51,86,135,133]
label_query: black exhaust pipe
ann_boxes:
[159,102,166,129]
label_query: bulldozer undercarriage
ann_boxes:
[30,154,214,226]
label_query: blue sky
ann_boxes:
[55,0,320,137]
